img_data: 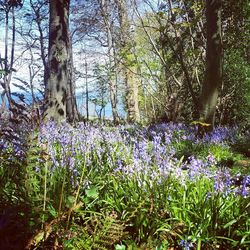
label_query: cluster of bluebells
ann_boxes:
[183,156,214,180]
[35,121,249,198]
[202,126,238,145]
[179,239,194,250]
[214,169,233,195]
[234,174,250,198]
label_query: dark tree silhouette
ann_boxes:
[199,0,223,130]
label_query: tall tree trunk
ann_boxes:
[199,0,222,131]
[66,36,79,123]
[106,11,119,124]
[85,57,89,121]
[116,0,140,123]
[99,0,119,124]
[44,0,70,122]
[124,67,140,123]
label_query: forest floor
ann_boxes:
[0,122,250,250]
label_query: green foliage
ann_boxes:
[1,123,250,249]
[231,129,250,158]
[220,50,250,125]
[92,63,110,119]
[0,69,7,78]
[134,0,249,126]
[64,212,127,250]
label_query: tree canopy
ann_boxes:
[0,0,249,127]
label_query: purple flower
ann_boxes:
[206,154,217,166]
[241,175,250,198]
[214,169,232,195]
[202,126,237,144]
[179,239,194,250]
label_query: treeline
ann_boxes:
[0,0,249,130]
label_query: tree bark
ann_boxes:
[116,0,140,123]
[84,57,89,121]
[44,0,70,122]
[199,0,222,131]
[66,36,79,123]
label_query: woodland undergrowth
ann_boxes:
[0,119,250,250]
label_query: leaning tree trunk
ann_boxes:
[199,0,222,131]
[43,0,70,122]
[116,0,140,123]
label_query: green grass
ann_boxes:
[0,124,249,249]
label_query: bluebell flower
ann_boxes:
[214,169,232,195]
[241,175,250,198]
[179,239,194,250]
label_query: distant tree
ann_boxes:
[116,0,140,123]
[132,0,204,123]
[0,0,23,114]
[14,0,49,112]
[92,63,109,121]
[29,0,49,91]
[99,0,120,124]
[199,0,222,130]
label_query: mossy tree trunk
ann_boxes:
[44,0,70,122]
[199,0,223,131]
[116,0,140,123]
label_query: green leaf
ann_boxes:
[66,195,75,207]
[86,187,99,199]
[48,204,58,218]
[115,244,126,250]
[240,232,250,244]
[223,219,237,228]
